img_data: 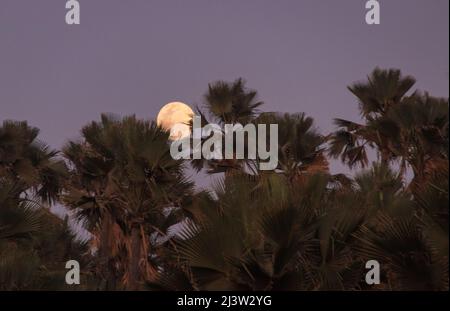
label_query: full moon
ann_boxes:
[157,102,194,140]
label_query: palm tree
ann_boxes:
[63,114,194,289]
[0,170,92,290]
[0,120,68,204]
[385,93,449,189]
[190,79,263,175]
[204,78,263,125]
[342,163,447,290]
[328,68,416,168]
[253,112,329,181]
[0,120,89,290]
[329,68,449,190]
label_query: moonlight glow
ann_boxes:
[157,102,194,140]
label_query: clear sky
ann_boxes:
[1,0,449,178]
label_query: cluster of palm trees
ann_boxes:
[0,68,448,290]
[0,121,89,289]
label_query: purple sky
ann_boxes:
[1,0,449,179]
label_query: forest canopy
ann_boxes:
[0,68,448,290]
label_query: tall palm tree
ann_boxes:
[191,79,263,175]
[253,112,329,181]
[0,120,68,204]
[328,68,416,168]
[204,78,263,125]
[63,114,194,289]
[385,93,449,189]
[328,68,449,190]
[0,168,92,290]
[0,120,89,290]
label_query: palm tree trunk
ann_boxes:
[99,213,117,290]
[140,225,158,281]
[128,226,142,290]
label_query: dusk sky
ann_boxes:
[1,0,449,179]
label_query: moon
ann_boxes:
[157,102,194,140]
